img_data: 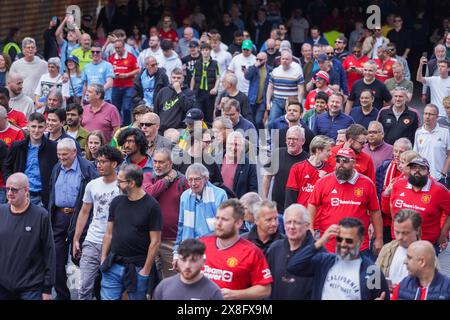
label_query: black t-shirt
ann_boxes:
[348,79,392,110]
[108,194,162,258]
[218,91,252,121]
[265,148,308,212]
[181,54,201,87]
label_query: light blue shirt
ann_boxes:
[60,40,80,74]
[141,71,156,107]
[55,157,82,208]
[82,60,115,101]
[25,143,41,192]
[69,74,83,97]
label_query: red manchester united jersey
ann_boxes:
[0,124,25,147]
[286,160,334,207]
[309,172,380,252]
[388,178,450,244]
[201,235,273,290]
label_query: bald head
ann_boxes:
[256,52,267,65]
[141,112,160,124]
[7,172,29,188]
[409,241,436,267]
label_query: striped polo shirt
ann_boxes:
[269,62,304,99]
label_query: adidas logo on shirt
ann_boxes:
[331,189,338,194]
[305,174,310,179]
[400,192,405,197]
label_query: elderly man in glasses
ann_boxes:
[287,217,389,300]
[307,147,383,260]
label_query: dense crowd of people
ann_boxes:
[0,0,449,301]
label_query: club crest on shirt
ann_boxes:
[354,188,364,197]
[419,138,424,145]
[403,118,410,125]
[421,194,431,204]
[226,257,239,268]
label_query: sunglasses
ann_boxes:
[335,157,352,164]
[140,122,157,127]
[352,50,361,54]
[6,187,25,193]
[336,236,354,244]
[92,50,101,54]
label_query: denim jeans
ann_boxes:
[0,286,42,300]
[112,86,134,126]
[251,102,266,130]
[101,263,149,300]
[30,194,43,207]
[268,98,286,129]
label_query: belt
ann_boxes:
[56,207,75,214]
[29,191,41,196]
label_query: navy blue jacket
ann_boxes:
[287,243,390,300]
[395,272,450,300]
[6,136,58,208]
[313,111,355,140]
[219,157,257,198]
[48,156,98,238]
[376,159,391,201]
[244,64,273,105]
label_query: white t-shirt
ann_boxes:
[424,76,450,117]
[414,125,450,180]
[34,73,70,99]
[228,53,256,95]
[83,177,121,244]
[321,257,362,300]
[389,245,409,285]
[211,49,232,79]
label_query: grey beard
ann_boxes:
[336,168,353,181]
[336,243,361,260]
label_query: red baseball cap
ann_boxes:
[336,148,356,160]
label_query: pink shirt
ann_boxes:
[81,101,121,143]
[221,160,238,191]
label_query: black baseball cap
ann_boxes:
[184,108,204,124]
[189,40,199,48]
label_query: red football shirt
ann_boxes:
[342,55,369,92]
[108,52,139,88]
[0,124,25,147]
[201,235,273,290]
[328,144,376,183]
[8,109,27,128]
[388,178,450,244]
[304,88,333,111]
[374,58,396,82]
[286,159,334,206]
[159,29,179,43]
[309,172,380,252]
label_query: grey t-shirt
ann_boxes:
[153,274,223,300]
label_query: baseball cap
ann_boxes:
[407,157,430,169]
[315,70,329,83]
[184,108,204,124]
[242,39,253,51]
[66,55,79,65]
[317,53,327,62]
[336,148,356,160]
[189,40,199,48]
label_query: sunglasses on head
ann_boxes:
[336,236,354,244]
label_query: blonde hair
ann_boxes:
[400,150,419,164]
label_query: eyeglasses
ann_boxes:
[335,40,343,43]
[202,140,212,144]
[187,177,203,183]
[91,50,101,54]
[336,236,354,244]
[124,139,136,144]
[242,49,250,51]
[147,63,157,67]
[409,165,428,173]
[6,187,25,193]
[355,139,367,145]
[352,50,361,54]
[117,178,129,184]
[335,157,352,164]
[368,130,381,135]
[140,122,157,127]
[326,52,334,55]
[96,159,111,166]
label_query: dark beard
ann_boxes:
[408,175,428,188]
[336,168,353,181]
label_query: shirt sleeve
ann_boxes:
[250,248,273,286]
[106,62,115,79]
[148,200,163,231]
[82,180,94,203]
[109,106,121,128]
[367,180,381,211]
[108,196,118,222]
